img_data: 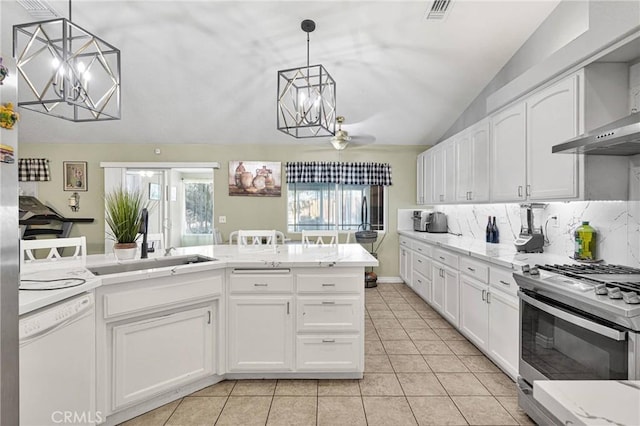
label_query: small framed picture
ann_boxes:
[149,182,161,200]
[63,161,88,191]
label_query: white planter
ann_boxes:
[114,244,137,260]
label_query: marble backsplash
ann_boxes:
[436,201,640,266]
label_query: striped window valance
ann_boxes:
[18,158,51,182]
[285,162,392,186]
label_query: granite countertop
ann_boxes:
[398,229,576,270]
[534,380,640,426]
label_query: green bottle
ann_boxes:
[574,221,596,260]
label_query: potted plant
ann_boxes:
[105,186,149,260]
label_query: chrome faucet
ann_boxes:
[139,208,149,259]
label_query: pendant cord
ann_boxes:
[69,0,72,21]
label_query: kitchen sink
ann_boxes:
[88,255,216,276]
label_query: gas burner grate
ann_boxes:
[538,264,640,275]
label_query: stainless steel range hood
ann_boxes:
[552,111,640,155]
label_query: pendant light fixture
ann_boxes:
[13,0,121,122]
[277,19,336,138]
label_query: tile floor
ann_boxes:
[121,283,535,425]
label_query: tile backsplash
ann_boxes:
[437,201,640,266]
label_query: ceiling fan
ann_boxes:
[329,116,375,150]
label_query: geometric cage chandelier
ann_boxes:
[13,1,121,122]
[277,19,336,138]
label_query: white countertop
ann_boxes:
[19,243,377,315]
[534,380,640,426]
[398,230,576,270]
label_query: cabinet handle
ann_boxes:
[417,259,422,264]
[417,279,422,284]
[287,302,290,314]
[482,289,486,301]
[467,267,475,272]
[322,283,336,287]
[321,301,335,305]
[254,283,268,287]
[518,186,522,197]
[526,185,531,196]
[322,339,336,343]
[207,311,211,324]
[440,194,444,202]
[439,256,445,261]
[440,269,444,278]
[499,280,510,286]
[487,292,491,304]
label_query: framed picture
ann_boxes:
[229,161,282,197]
[149,182,161,200]
[63,161,87,191]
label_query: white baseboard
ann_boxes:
[376,276,404,284]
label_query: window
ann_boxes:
[287,183,385,232]
[183,180,213,235]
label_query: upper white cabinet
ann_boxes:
[417,151,427,205]
[432,142,456,203]
[456,120,490,203]
[490,103,527,201]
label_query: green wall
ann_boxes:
[19,142,425,278]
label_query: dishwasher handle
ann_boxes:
[20,294,94,344]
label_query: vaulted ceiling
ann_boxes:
[2,0,559,147]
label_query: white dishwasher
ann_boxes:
[20,292,97,426]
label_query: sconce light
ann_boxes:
[68,192,79,212]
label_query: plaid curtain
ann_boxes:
[285,162,392,186]
[18,158,51,181]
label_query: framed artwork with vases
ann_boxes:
[63,161,88,191]
[229,161,281,197]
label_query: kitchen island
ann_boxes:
[20,243,377,426]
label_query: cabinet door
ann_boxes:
[490,103,526,202]
[469,121,490,202]
[459,275,489,350]
[423,150,434,204]
[228,297,293,371]
[112,306,214,410]
[442,267,460,327]
[488,290,519,380]
[432,146,445,203]
[431,262,445,313]
[399,247,412,285]
[297,297,360,333]
[413,271,432,303]
[443,142,456,203]
[455,133,472,203]
[417,152,425,205]
[296,335,360,371]
[526,76,579,200]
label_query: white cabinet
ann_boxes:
[431,260,458,326]
[431,261,445,314]
[526,75,579,200]
[432,142,456,203]
[417,151,427,205]
[459,275,489,349]
[112,306,214,409]
[297,297,360,333]
[296,336,360,371]
[399,244,412,285]
[490,102,527,202]
[487,289,519,379]
[456,120,490,203]
[228,296,293,371]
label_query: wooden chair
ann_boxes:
[20,236,87,268]
[302,230,339,246]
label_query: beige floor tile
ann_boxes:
[436,373,490,396]
[274,379,318,396]
[408,396,468,425]
[120,399,181,426]
[365,354,394,372]
[383,339,420,355]
[425,318,454,328]
[230,379,276,396]
[364,318,375,328]
[377,327,410,340]
[406,328,442,341]
[366,303,390,311]
[394,310,422,319]
[365,339,386,355]
[359,373,404,396]
[317,396,367,426]
[189,380,235,397]
[398,318,429,329]
[397,373,447,396]
[434,328,467,340]
[424,355,469,372]
[317,379,361,396]
[365,327,381,341]
[368,309,397,319]
[388,303,414,311]
[362,396,418,426]
[414,340,455,355]
[474,373,518,396]
[446,340,482,356]
[452,396,518,425]
[165,396,226,426]
[372,317,403,328]
[458,355,501,373]
[215,396,272,425]
[496,396,536,425]
[389,354,431,372]
[267,396,317,426]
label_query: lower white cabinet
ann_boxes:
[487,289,519,378]
[413,271,431,303]
[112,305,214,410]
[297,297,360,333]
[459,275,489,349]
[399,245,412,285]
[296,335,360,371]
[443,266,460,327]
[431,261,445,313]
[227,297,293,371]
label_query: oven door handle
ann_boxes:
[520,292,627,341]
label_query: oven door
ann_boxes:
[519,291,630,384]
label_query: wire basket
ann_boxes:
[355,230,378,244]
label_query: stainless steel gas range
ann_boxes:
[513,263,640,425]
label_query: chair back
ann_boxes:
[21,236,87,268]
[302,230,339,246]
[237,230,277,246]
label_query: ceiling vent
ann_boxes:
[425,0,453,21]
[17,0,61,20]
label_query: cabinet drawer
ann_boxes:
[413,242,433,258]
[460,257,489,283]
[413,253,432,279]
[489,266,518,297]
[230,271,293,293]
[103,272,222,319]
[399,236,412,248]
[297,297,360,333]
[433,248,459,270]
[296,335,360,371]
[297,273,361,294]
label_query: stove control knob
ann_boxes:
[522,265,531,274]
[529,266,539,276]
[608,287,623,299]
[622,291,640,304]
[594,284,608,295]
